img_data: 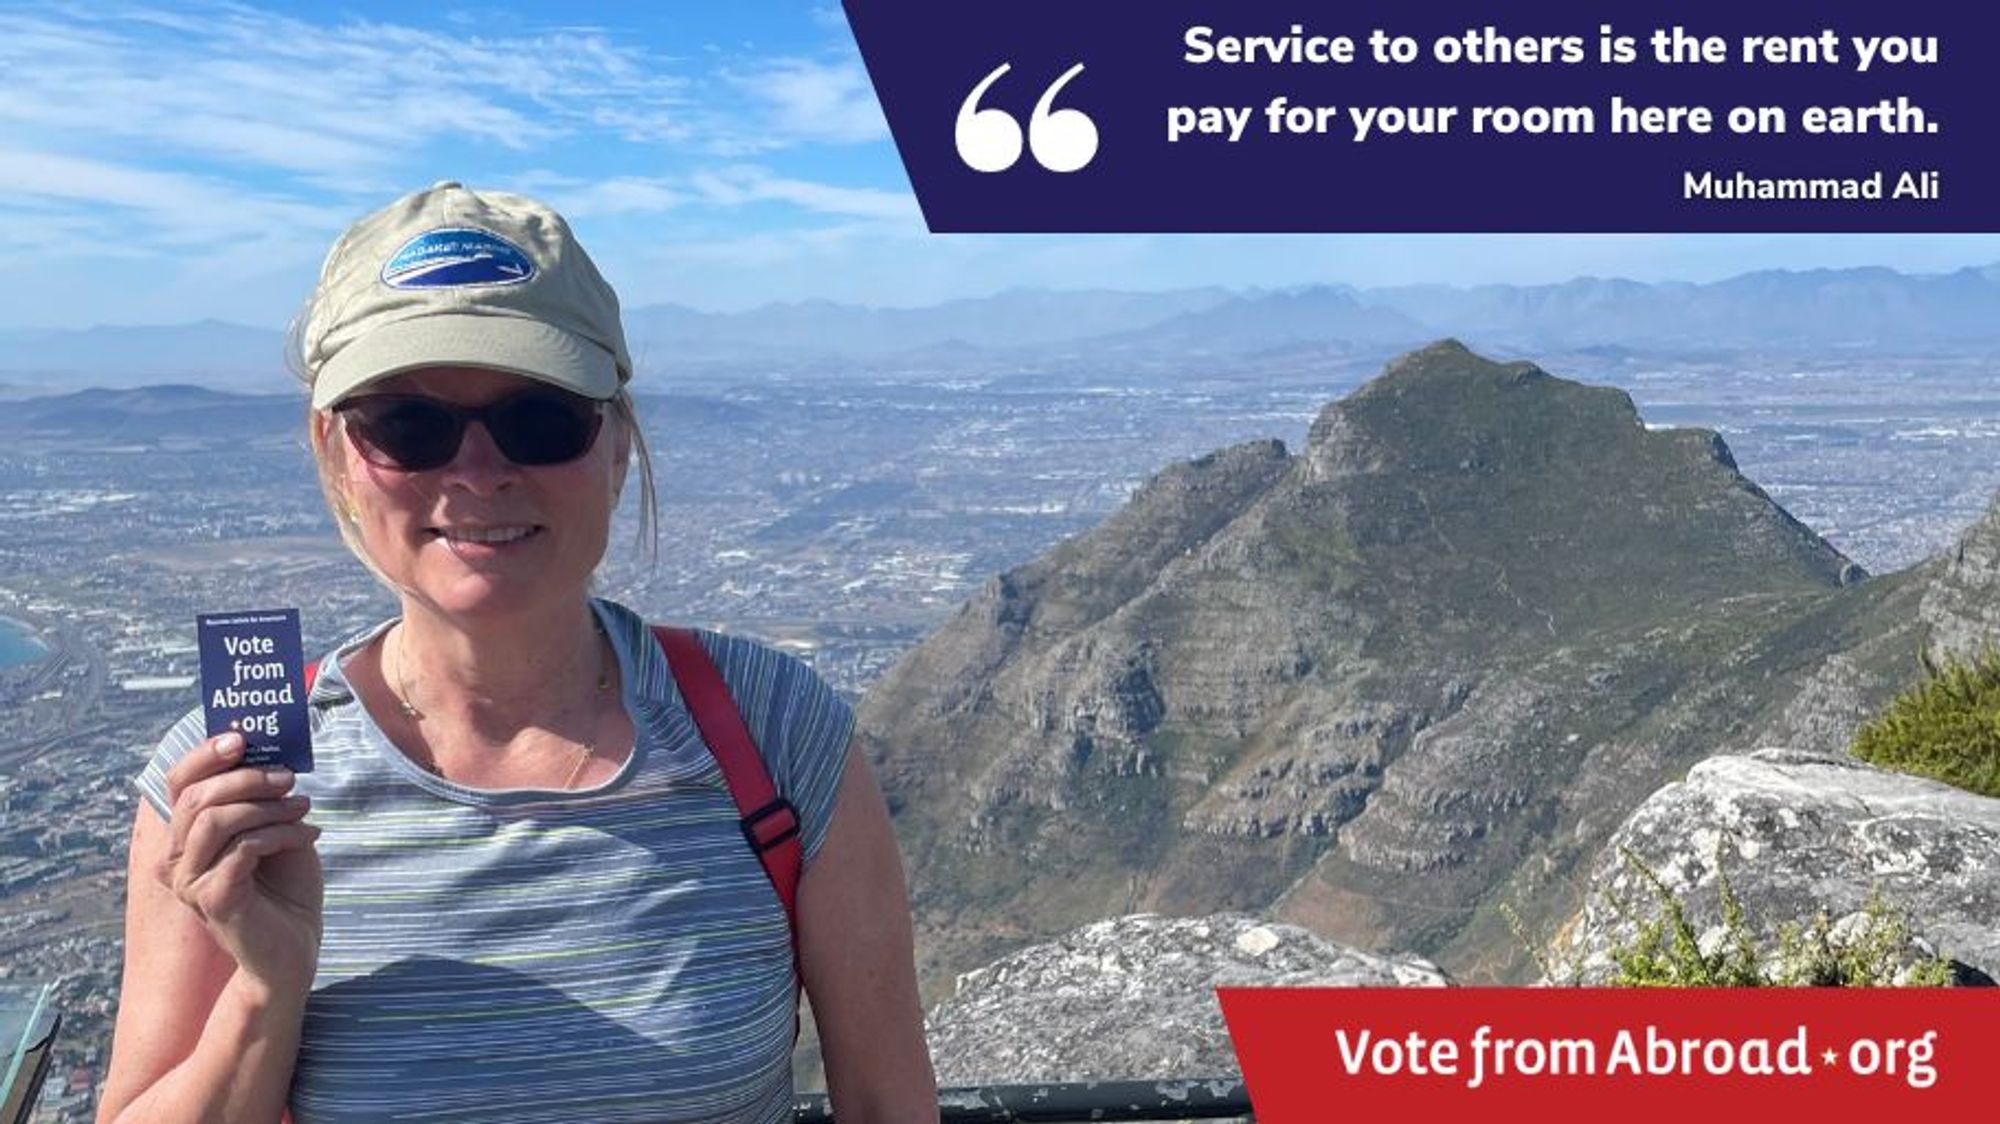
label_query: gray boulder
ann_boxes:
[1554,748,2000,982]
[925,912,1450,1085]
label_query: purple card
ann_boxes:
[196,609,313,772]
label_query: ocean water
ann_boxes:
[0,618,46,668]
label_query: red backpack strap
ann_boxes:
[652,626,803,982]
[304,659,320,692]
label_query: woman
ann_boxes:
[98,183,937,1123]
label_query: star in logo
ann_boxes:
[1821,1049,1839,1067]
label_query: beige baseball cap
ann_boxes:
[302,181,632,409]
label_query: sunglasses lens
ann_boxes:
[339,389,603,470]
[346,397,461,470]
[488,391,603,466]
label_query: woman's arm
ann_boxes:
[797,739,938,1123]
[97,734,322,1124]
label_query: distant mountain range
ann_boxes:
[0,385,762,442]
[0,383,298,433]
[857,340,1959,991]
[3,264,1996,391]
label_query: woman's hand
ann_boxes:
[158,731,325,996]
[98,732,321,1123]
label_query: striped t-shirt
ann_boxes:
[135,598,853,1123]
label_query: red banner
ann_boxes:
[1217,987,2000,1122]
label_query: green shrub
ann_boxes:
[1512,843,1954,987]
[1766,899,1953,987]
[1851,647,2000,797]
[1600,846,1764,986]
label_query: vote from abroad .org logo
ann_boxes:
[955,62,1098,173]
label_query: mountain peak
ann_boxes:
[862,342,1876,994]
[1304,338,1646,482]
[1383,336,1482,367]
[1353,336,1565,399]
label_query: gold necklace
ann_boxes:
[389,621,610,788]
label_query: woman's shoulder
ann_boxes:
[675,629,840,728]
[596,598,837,709]
[596,598,854,863]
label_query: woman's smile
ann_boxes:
[429,523,546,560]
[428,523,543,544]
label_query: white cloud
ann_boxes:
[0,4,683,180]
[502,165,909,223]
[727,57,888,146]
[0,148,339,246]
[0,2,915,283]
[545,178,690,219]
[688,166,916,221]
[0,145,353,329]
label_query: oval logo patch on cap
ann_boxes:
[381,227,536,289]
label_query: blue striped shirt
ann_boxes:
[135,598,853,1123]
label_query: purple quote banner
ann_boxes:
[844,0,1992,232]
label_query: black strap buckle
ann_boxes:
[741,797,800,853]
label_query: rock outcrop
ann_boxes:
[1553,748,2000,982]
[925,913,1450,1085]
[1919,493,2000,665]
[1750,491,2000,755]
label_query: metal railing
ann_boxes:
[795,1078,1252,1122]
[0,984,59,1124]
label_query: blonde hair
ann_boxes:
[289,307,660,587]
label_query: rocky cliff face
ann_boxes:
[1749,492,2000,756]
[863,340,1900,989]
[925,913,1449,1085]
[1553,748,2000,982]
[1919,493,2000,664]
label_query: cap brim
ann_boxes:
[311,313,621,408]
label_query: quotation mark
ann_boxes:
[955,62,1098,173]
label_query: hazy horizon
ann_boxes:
[4,255,1996,336]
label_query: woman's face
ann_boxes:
[320,366,629,624]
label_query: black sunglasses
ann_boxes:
[336,388,606,472]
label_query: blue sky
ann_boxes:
[1,0,1995,331]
